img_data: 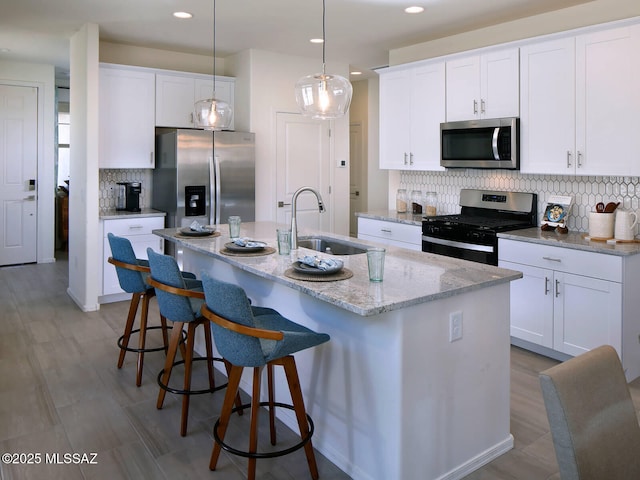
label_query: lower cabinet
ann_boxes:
[499,238,640,381]
[357,217,421,251]
[101,216,165,301]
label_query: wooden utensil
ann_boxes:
[596,202,605,213]
[604,202,620,213]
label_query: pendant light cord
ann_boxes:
[322,0,326,75]
[212,0,217,95]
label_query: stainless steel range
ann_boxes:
[422,189,537,265]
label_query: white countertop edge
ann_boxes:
[355,210,423,226]
[100,208,166,220]
[498,227,640,256]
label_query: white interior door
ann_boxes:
[349,122,365,237]
[276,112,331,232]
[0,84,38,265]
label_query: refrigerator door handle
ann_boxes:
[212,154,221,226]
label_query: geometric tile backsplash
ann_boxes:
[98,169,153,213]
[99,167,639,234]
[400,169,640,233]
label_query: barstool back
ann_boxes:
[107,233,148,293]
[201,274,330,365]
[146,249,202,323]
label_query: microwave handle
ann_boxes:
[492,127,500,160]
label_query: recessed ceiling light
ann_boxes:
[310,38,324,44]
[405,6,424,14]
[0,48,11,53]
[173,11,193,19]
[351,71,362,76]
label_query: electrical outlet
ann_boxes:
[449,311,463,342]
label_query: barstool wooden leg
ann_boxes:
[159,313,170,351]
[136,292,151,387]
[180,322,197,437]
[281,356,319,480]
[157,321,184,409]
[204,321,216,390]
[223,359,245,415]
[248,366,263,480]
[268,363,277,445]
[118,292,141,368]
[210,365,244,471]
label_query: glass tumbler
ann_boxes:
[228,216,241,239]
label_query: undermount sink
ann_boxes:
[297,236,368,255]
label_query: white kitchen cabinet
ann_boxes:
[99,65,156,169]
[520,24,640,175]
[101,216,165,302]
[445,48,519,122]
[155,72,234,130]
[498,238,640,381]
[357,217,421,251]
[379,61,445,170]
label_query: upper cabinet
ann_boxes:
[520,24,640,175]
[99,65,156,169]
[379,61,445,170]
[155,73,235,130]
[445,48,520,122]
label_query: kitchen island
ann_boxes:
[154,222,522,480]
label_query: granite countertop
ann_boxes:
[498,227,640,256]
[154,221,522,317]
[100,208,166,220]
[355,209,424,226]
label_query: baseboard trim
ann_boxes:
[436,435,514,480]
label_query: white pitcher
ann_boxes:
[614,208,638,241]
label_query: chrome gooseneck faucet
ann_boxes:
[290,186,325,250]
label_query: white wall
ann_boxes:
[0,60,56,264]
[99,41,222,76]
[390,0,640,65]
[67,23,100,312]
[227,49,351,235]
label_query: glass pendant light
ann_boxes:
[295,0,353,120]
[194,0,233,130]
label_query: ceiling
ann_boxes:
[1,0,591,79]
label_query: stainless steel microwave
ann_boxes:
[440,117,519,169]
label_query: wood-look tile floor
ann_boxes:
[2,254,640,480]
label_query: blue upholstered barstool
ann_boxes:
[146,248,237,437]
[107,233,190,387]
[200,273,330,480]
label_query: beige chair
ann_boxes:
[539,345,640,480]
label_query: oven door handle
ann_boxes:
[422,235,494,253]
[492,127,500,160]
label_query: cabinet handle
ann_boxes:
[404,153,408,165]
[577,151,583,168]
[544,277,550,295]
[409,153,414,165]
[480,99,486,114]
[380,229,392,234]
[555,279,561,297]
[128,225,144,230]
[473,100,478,115]
[566,151,572,167]
[150,152,154,166]
[542,256,562,262]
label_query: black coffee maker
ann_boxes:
[116,182,142,212]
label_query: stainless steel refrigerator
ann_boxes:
[153,128,255,258]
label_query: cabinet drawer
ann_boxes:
[358,218,421,245]
[103,216,164,237]
[499,239,621,282]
